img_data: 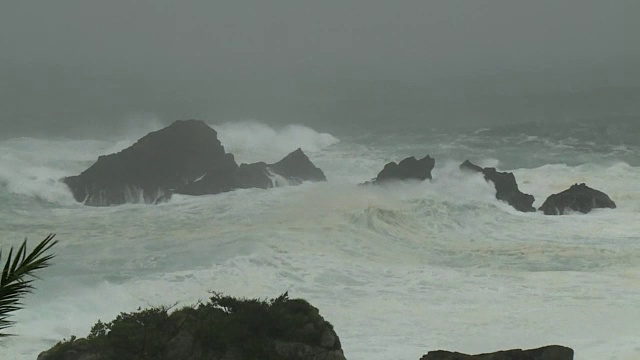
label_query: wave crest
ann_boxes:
[212,121,339,163]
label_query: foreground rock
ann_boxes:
[460,160,535,212]
[38,292,346,360]
[365,155,435,185]
[420,345,574,360]
[63,120,326,205]
[539,183,616,215]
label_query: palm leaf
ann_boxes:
[0,234,57,337]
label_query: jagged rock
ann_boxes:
[63,121,326,205]
[460,160,535,212]
[268,148,327,185]
[420,345,574,360]
[63,120,238,206]
[539,183,616,215]
[180,148,327,193]
[37,293,346,360]
[365,155,435,185]
[234,162,273,189]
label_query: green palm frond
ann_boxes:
[0,234,57,337]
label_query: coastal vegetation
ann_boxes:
[38,291,345,360]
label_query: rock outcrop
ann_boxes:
[460,160,535,212]
[63,120,326,206]
[235,162,274,189]
[63,120,237,206]
[420,345,574,360]
[539,183,616,215]
[178,147,326,194]
[37,292,346,360]
[365,155,435,185]
[268,148,327,185]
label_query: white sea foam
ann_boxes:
[0,138,89,204]
[2,130,640,360]
[212,121,340,163]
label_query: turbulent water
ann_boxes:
[2,121,640,360]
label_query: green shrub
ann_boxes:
[42,291,338,360]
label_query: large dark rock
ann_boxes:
[460,160,535,212]
[420,345,574,360]
[63,120,238,206]
[539,183,616,215]
[63,121,326,205]
[365,155,435,185]
[37,293,346,360]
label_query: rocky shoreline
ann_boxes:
[62,119,617,215]
[37,293,574,360]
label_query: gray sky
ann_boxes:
[1,0,638,138]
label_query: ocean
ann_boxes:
[1,120,640,359]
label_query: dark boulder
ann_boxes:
[268,147,327,185]
[180,148,327,193]
[420,345,574,360]
[365,155,435,185]
[460,160,535,212]
[235,162,273,189]
[63,120,237,206]
[63,121,327,205]
[539,183,616,215]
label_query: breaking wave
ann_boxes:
[211,121,340,163]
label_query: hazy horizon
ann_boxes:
[1,1,638,139]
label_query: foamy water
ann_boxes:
[1,122,640,360]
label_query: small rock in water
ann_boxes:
[539,183,616,215]
[364,155,435,185]
[460,160,535,212]
[420,345,574,359]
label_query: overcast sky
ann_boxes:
[1,0,638,138]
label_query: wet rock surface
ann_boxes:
[539,183,616,215]
[420,345,574,360]
[460,160,536,212]
[365,155,435,185]
[63,121,325,206]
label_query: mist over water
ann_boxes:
[1,1,640,359]
[1,1,639,138]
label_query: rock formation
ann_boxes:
[63,120,236,206]
[365,155,435,185]
[460,160,535,212]
[37,292,346,360]
[267,148,327,185]
[63,120,326,206]
[420,345,574,360]
[539,183,616,215]
[178,147,326,194]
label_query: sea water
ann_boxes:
[1,121,640,360]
